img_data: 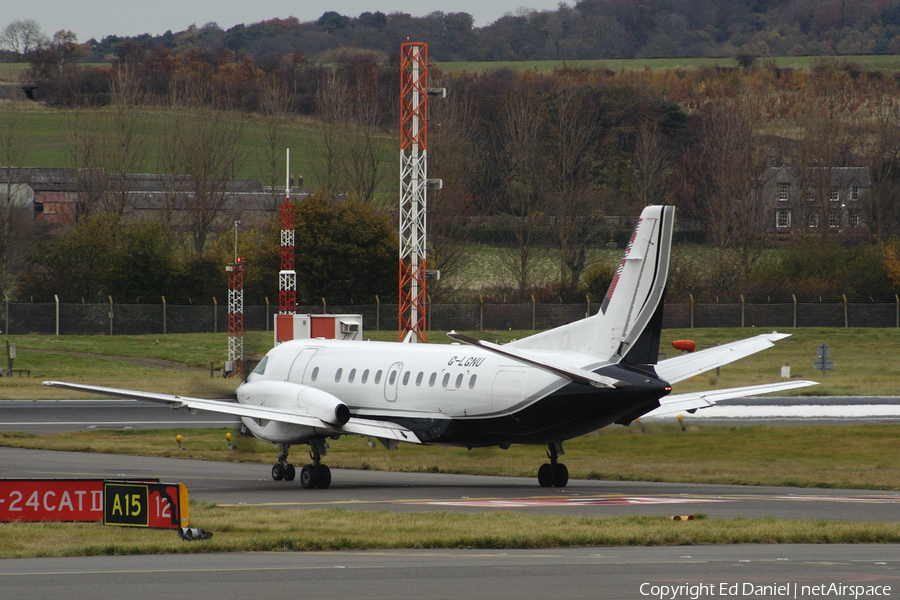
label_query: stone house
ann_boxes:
[753,163,871,234]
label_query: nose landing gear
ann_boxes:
[271,445,296,481]
[270,439,332,489]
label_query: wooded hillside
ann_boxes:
[70,0,900,63]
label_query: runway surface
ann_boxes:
[2,546,899,600]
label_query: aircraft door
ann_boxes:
[491,370,525,411]
[384,362,403,402]
[287,348,318,383]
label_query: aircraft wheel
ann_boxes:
[316,465,332,489]
[300,465,319,489]
[283,464,296,482]
[272,463,285,481]
[537,463,554,487]
[553,463,569,487]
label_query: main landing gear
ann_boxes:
[271,439,332,489]
[537,442,568,488]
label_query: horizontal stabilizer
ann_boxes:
[42,381,421,444]
[447,332,621,388]
[654,333,791,384]
[644,380,819,418]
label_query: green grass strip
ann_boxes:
[3,508,900,558]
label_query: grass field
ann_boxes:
[0,63,29,84]
[2,327,897,399]
[4,509,900,558]
[0,103,399,195]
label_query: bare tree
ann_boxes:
[546,80,602,289]
[0,89,35,296]
[178,91,248,258]
[427,78,478,298]
[497,81,550,295]
[309,70,349,195]
[860,84,900,241]
[96,64,148,217]
[0,19,48,60]
[631,121,670,210]
[155,85,189,242]
[690,92,769,273]
[258,75,294,206]
[156,83,190,244]
[788,81,854,239]
[63,105,104,218]
[341,63,385,204]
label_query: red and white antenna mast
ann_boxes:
[399,42,443,343]
[277,148,296,341]
[227,220,244,378]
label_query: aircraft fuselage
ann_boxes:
[237,338,670,447]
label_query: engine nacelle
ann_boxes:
[237,380,351,426]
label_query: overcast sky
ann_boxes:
[3,0,566,43]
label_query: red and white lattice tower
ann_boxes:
[279,148,296,315]
[399,42,431,343]
[227,255,244,379]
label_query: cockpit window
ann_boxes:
[251,356,268,375]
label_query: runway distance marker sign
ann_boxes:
[0,479,104,522]
[103,481,188,528]
[0,479,188,528]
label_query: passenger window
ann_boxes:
[389,370,397,385]
[442,373,450,388]
[362,369,369,384]
[375,370,383,384]
[402,371,410,385]
[416,372,423,386]
[429,373,437,387]
[311,367,319,381]
[469,374,477,389]
[455,373,463,388]
[348,368,356,383]
[335,368,343,382]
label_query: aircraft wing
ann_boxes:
[41,381,421,444]
[654,333,791,384]
[643,380,819,418]
[447,332,622,388]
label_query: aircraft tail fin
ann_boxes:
[507,205,674,363]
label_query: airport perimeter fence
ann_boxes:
[2,297,899,336]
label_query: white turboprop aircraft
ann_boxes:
[45,205,817,489]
